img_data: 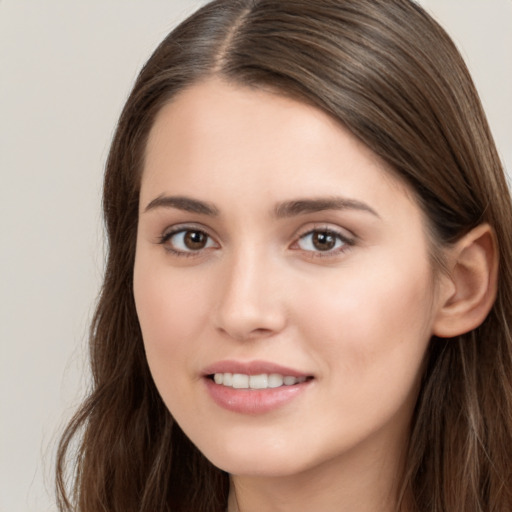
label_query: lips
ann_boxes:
[202,359,311,378]
[202,360,314,414]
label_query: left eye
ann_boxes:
[296,230,349,252]
[163,229,216,252]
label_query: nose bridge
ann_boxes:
[214,241,286,340]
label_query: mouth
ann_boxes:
[202,361,314,414]
[207,373,313,389]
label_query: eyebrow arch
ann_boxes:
[274,197,380,218]
[144,195,220,216]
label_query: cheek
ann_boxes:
[293,263,434,444]
[299,253,435,381]
[133,259,211,371]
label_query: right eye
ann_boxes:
[159,228,217,256]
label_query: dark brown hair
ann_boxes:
[56,1,512,510]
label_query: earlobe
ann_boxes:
[433,223,498,338]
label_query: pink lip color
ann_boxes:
[202,360,313,415]
[202,360,309,378]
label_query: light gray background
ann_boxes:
[1,1,510,511]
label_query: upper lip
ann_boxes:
[202,360,312,378]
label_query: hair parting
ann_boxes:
[56,1,512,510]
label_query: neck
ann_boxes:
[227,434,410,512]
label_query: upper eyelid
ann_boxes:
[297,229,353,244]
[292,223,356,242]
[156,222,356,248]
[290,223,357,253]
[157,224,220,250]
[160,223,215,238]
[157,227,219,259]
[294,232,353,248]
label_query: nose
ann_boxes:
[213,247,287,341]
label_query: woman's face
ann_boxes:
[134,78,445,478]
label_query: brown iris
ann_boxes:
[184,230,209,250]
[312,231,337,251]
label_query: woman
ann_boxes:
[56,1,512,511]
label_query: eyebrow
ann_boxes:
[143,194,379,219]
[274,197,380,219]
[144,195,220,216]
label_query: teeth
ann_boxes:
[212,373,307,389]
[249,374,268,389]
[268,374,284,388]
[284,376,297,385]
[232,373,249,389]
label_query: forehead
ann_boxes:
[145,78,353,169]
[142,78,414,218]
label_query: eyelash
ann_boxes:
[158,226,217,258]
[292,227,355,258]
[157,225,355,259]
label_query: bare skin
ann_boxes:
[134,78,493,511]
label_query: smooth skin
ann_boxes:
[133,78,497,512]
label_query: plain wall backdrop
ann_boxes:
[1,1,510,511]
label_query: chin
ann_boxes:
[199,439,316,478]
[212,457,306,478]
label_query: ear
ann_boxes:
[433,223,498,338]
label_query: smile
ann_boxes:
[203,362,314,414]
[212,373,308,389]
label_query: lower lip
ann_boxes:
[204,378,312,414]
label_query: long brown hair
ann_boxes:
[56,1,512,510]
